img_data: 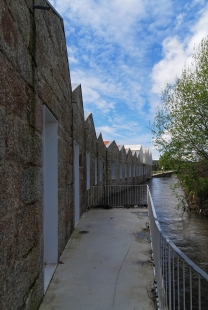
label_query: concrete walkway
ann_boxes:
[39,208,155,310]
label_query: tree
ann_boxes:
[158,152,177,171]
[152,37,208,163]
[151,37,208,211]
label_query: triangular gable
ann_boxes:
[103,141,113,148]
[124,144,142,152]
[105,140,120,162]
[143,149,152,165]
[142,148,149,164]
[136,146,143,163]
[85,113,97,136]
[84,112,91,120]
[96,132,102,139]
[125,148,131,155]
[84,114,98,153]
[117,144,124,151]
[71,84,85,119]
[149,151,152,165]
[97,133,106,158]
[71,83,80,91]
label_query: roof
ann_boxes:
[103,141,110,146]
[71,83,80,91]
[124,144,142,151]
[84,112,91,120]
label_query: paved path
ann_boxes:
[39,208,155,310]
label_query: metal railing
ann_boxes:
[88,185,147,208]
[147,186,208,310]
[88,184,208,309]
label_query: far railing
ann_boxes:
[88,185,208,309]
[88,185,147,208]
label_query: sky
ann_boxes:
[50,0,208,159]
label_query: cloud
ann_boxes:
[50,0,208,160]
[95,125,160,159]
[95,126,122,141]
[71,69,117,114]
[54,0,145,40]
[52,0,173,55]
[151,5,208,95]
[53,0,177,119]
[175,13,185,29]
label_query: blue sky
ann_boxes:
[50,0,208,159]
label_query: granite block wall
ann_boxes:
[72,84,86,217]
[0,1,73,309]
[0,1,152,309]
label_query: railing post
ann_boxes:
[177,255,180,310]
[183,261,185,310]
[168,244,172,309]
[198,275,201,310]
[172,250,175,310]
[190,266,192,310]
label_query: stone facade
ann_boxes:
[0,1,73,309]
[72,84,86,217]
[0,1,152,309]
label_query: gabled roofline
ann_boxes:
[71,83,81,92]
[117,144,124,151]
[84,112,92,120]
[46,0,63,20]
[96,132,102,139]
[103,141,114,148]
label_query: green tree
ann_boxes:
[151,37,208,211]
[158,152,177,170]
[152,37,208,162]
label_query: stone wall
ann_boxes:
[0,1,152,309]
[72,84,86,217]
[97,133,107,185]
[0,1,73,309]
[85,113,98,188]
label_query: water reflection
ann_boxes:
[148,176,208,274]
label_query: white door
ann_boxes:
[74,141,80,227]
[42,106,58,292]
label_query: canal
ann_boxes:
[148,176,208,274]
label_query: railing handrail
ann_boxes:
[147,185,208,282]
[93,185,147,187]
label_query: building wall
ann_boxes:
[0,1,152,309]
[0,1,73,309]
[105,141,120,185]
[72,84,86,218]
[97,133,106,185]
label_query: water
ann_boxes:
[148,176,208,274]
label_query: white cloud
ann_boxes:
[67,46,78,64]
[95,126,122,140]
[151,5,208,96]
[52,0,173,54]
[55,0,145,37]
[95,124,160,158]
[50,0,208,160]
[175,13,185,29]
[71,69,117,114]
[151,37,189,94]
[191,0,205,6]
